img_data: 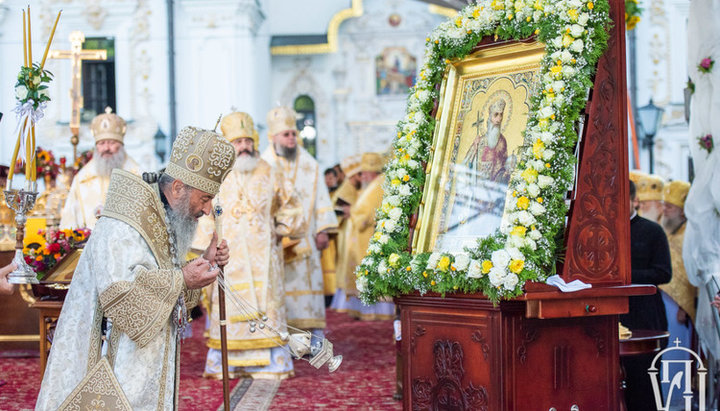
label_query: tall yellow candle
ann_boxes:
[31,126,37,182]
[27,6,32,65]
[40,10,61,69]
[22,10,27,67]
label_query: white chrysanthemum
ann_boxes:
[489,267,505,287]
[389,207,403,221]
[538,175,555,188]
[491,249,511,269]
[384,219,397,232]
[518,211,536,226]
[527,183,540,197]
[542,149,555,161]
[414,111,426,124]
[570,39,584,53]
[377,260,388,275]
[427,252,441,269]
[467,260,483,278]
[529,202,546,216]
[356,275,368,293]
[503,273,519,290]
[368,243,381,253]
[570,24,584,38]
[454,254,470,271]
[379,234,389,244]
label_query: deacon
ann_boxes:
[261,106,338,340]
[343,152,393,320]
[197,112,305,380]
[60,107,141,229]
[36,127,235,410]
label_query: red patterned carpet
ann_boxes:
[0,309,400,410]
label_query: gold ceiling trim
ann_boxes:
[270,0,363,55]
[428,4,458,18]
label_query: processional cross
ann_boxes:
[49,31,106,161]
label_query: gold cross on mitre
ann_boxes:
[48,31,107,160]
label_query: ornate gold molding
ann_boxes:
[270,0,363,55]
[0,334,40,342]
[428,4,458,18]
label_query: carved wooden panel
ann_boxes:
[562,0,630,286]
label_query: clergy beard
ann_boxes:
[661,215,685,233]
[166,189,199,258]
[485,120,501,148]
[275,143,297,161]
[95,148,127,177]
[234,152,259,173]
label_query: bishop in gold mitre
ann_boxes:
[629,170,665,223]
[194,111,305,380]
[37,127,235,410]
[261,106,338,337]
[59,107,142,229]
[659,181,696,323]
[343,152,394,320]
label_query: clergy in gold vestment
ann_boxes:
[629,171,665,224]
[343,153,394,320]
[659,181,696,322]
[60,108,141,230]
[261,106,338,337]
[36,127,235,411]
[197,112,305,380]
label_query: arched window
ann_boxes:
[294,95,317,158]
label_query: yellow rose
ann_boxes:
[533,139,546,159]
[551,64,563,75]
[455,17,463,28]
[373,232,382,241]
[563,34,574,48]
[391,178,401,186]
[521,168,539,183]
[587,2,594,9]
[481,260,493,274]
[403,175,410,182]
[472,8,480,18]
[437,256,451,271]
[568,9,578,21]
[511,226,527,237]
[517,196,530,210]
[389,253,400,267]
[509,259,525,274]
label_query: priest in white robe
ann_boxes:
[261,106,338,339]
[197,112,305,380]
[60,107,141,230]
[36,126,236,410]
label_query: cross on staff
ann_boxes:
[49,31,106,161]
[471,110,484,136]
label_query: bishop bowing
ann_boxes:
[196,112,306,380]
[60,107,141,229]
[261,106,338,339]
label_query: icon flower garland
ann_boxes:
[356,0,611,304]
[24,228,90,279]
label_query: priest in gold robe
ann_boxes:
[36,127,235,410]
[197,112,305,380]
[343,152,394,320]
[261,106,338,339]
[60,107,141,230]
[629,171,665,223]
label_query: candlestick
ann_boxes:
[40,10,61,69]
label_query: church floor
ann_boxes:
[0,309,401,410]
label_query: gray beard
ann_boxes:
[275,144,297,161]
[661,215,685,233]
[166,189,199,259]
[234,153,259,173]
[95,148,127,177]
[486,122,501,148]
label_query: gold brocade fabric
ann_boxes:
[195,159,305,366]
[345,175,384,296]
[334,182,360,292]
[659,224,697,321]
[59,157,141,229]
[58,357,132,411]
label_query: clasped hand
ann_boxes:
[182,233,229,289]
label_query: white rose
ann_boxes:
[570,24,584,38]
[389,207,403,221]
[531,159,545,172]
[551,36,563,49]
[552,81,566,92]
[568,0,583,8]
[15,85,28,100]
[407,159,419,169]
[503,273,519,290]
[384,219,396,232]
[467,260,483,278]
[570,39,584,53]
[454,254,470,271]
[508,235,525,248]
[537,175,554,188]
[540,132,554,145]
[399,185,411,196]
[529,202,546,216]
[396,168,407,179]
[561,50,573,63]
[377,260,388,275]
[427,252,441,269]
[518,211,536,226]
[414,111,426,124]
[356,275,368,293]
[529,229,542,240]
[489,267,505,287]
[491,249,511,268]
[379,234,389,244]
[388,195,401,207]
[525,238,537,250]
[578,13,590,26]
[527,183,540,197]
[417,89,429,102]
[368,243,381,253]
[542,149,555,161]
[539,106,554,119]
[562,65,576,77]
[507,247,524,261]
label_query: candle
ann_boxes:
[27,6,32,65]
[31,126,37,182]
[22,10,27,67]
[40,10,61,69]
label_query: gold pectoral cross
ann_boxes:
[49,31,107,160]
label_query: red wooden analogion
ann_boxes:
[397,0,652,409]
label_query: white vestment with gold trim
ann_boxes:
[261,147,338,329]
[59,156,141,230]
[194,159,305,379]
